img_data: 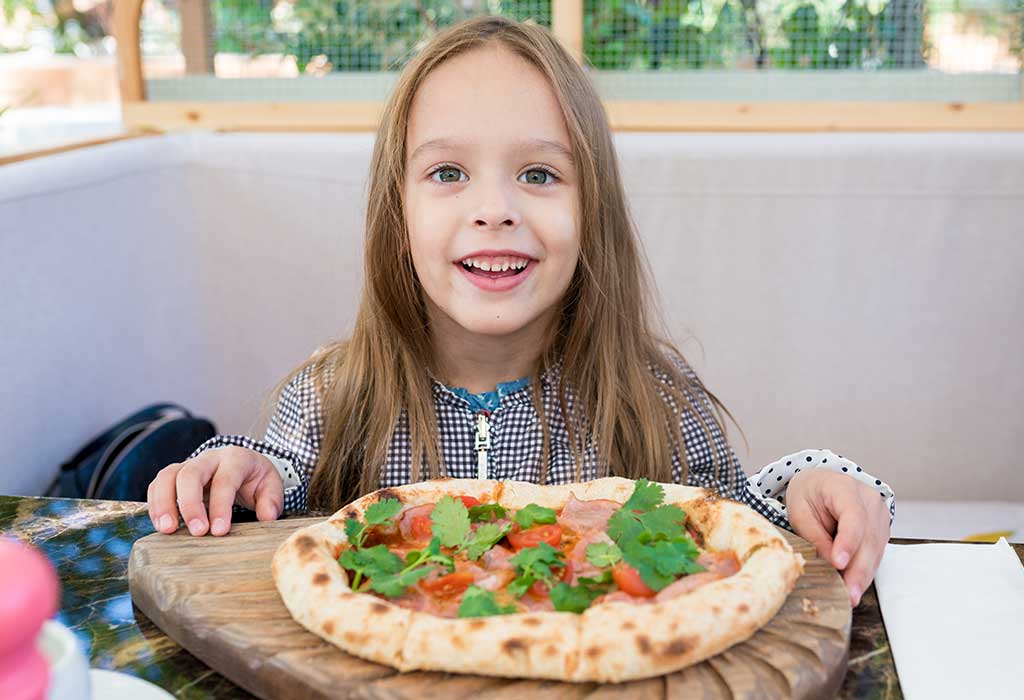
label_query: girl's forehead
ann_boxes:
[405,45,571,156]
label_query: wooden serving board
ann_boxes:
[128,518,851,700]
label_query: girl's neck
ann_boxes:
[428,303,554,394]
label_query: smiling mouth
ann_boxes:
[457,256,531,279]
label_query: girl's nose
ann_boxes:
[471,182,522,230]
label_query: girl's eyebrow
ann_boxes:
[408,137,574,165]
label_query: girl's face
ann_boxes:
[403,44,580,340]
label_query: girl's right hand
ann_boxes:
[146,446,284,537]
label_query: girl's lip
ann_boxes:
[454,260,534,292]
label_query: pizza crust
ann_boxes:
[272,477,804,682]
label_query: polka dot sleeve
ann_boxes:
[745,449,895,526]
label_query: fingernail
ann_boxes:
[188,519,204,535]
[850,585,862,606]
[835,551,850,569]
[212,518,227,535]
[159,514,173,532]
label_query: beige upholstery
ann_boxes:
[1,131,1021,501]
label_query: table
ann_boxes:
[6,494,1003,699]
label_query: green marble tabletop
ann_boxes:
[5,494,1019,699]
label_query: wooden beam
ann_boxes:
[551,0,583,65]
[0,130,161,168]
[120,99,1024,132]
[113,0,146,101]
[180,0,215,75]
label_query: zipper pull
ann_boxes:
[475,411,491,480]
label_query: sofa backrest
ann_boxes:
[1,131,1021,501]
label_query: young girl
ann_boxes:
[146,16,894,607]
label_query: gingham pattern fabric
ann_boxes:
[190,355,895,531]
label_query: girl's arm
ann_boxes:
[746,449,895,529]
[186,365,323,514]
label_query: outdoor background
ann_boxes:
[2,0,1022,152]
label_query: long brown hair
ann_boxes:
[273,16,743,511]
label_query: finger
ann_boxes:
[207,458,250,536]
[842,535,882,607]
[830,501,867,571]
[251,468,284,522]
[791,505,836,564]
[175,456,219,536]
[149,463,186,533]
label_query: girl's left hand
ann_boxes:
[785,469,891,607]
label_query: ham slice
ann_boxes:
[653,551,741,601]
[397,503,435,540]
[697,551,740,577]
[593,591,654,606]
[567,530,614,585]
[557,495,620,534]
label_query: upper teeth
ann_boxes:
[461,257,529,272]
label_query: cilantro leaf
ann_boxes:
[605,509,644,544]
[468,503,507,523]
[585,541,622,568]
[650,540,704,577]
[457,585,518,618]
[369,567,434,597]
[507,542,565,597]
[621,478,664,513]
[550,581,609,613]
[466,522,512,560]
[338,544,405,590]
[638,505,687,540]
[578,571,614,586]
[431,496,471,548]
[513,504,558,529]
[364,498,403,526]
[343,517,366,547]
[620,540,675,591]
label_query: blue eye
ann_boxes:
[519,168,558,185]
[430,166,465,184]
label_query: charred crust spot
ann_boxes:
[636,635,652,654]
[322,621,334,635]
[468,619,487,630]
[502,638,527,654]
[344,510,358,520]
[343,631,369,645]
[521,617,542,627]
[664,637,694,656]
[747,526,760,536]
[294,535,317,559]
[712,606,722,615]
[452,635,467,650]
[375,488,403,504]
[738,603,749,614]
[545,644,558,655]
[370,602,390,614]
[585,645,603,659]
[312,572,329,585]
[622,621,636,631]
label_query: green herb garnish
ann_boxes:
[457,585,519,618]
[468,503,507,523]
[507,542,565,598]
[513,503,558,529]
[342,498,402,548]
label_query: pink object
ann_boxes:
[0,538,60,700]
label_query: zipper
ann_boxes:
[475,411,491,480]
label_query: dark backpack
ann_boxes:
[48,404,217,502]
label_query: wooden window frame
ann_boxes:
[108,0,1024,132]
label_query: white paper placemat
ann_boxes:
[874,538,1024,700]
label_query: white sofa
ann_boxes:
[2,131,1022,513]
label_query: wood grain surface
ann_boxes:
[128,517,850,699]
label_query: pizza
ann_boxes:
[272,477,804,682]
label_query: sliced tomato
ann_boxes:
[507,524,562,551]
[528,580,549,599]
[560,560,574,583]
[420,571,475,597]
[456,495,482,508]
[612,562,657,598]
[409,514,434,541]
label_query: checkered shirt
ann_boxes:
[190,355,895,531]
